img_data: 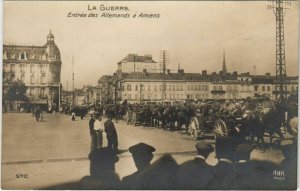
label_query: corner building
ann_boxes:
[3,31,62,111]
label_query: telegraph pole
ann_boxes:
[269,0,291,102]
[72,56,75,107]
[160,50,169,103]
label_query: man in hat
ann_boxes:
[122,143,156,189]
[209,136,238,190]
[176,140,215,189]
[80,147,121,189]
[104,114,118,153]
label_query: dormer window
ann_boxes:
[20,52,27,60]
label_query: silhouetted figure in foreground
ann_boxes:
[278,143,297,190]
[177,140,215,189]
[138,154,179,190]
[122,143,156,189]
[80,147,121,189]
[209,136,239,190]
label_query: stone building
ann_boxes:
[3,31,62,111]
[117,54,159,73]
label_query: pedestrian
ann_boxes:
[94,114,104,149]
[31,107,35,117]
[80,108,84,120]
[71,111,76,121]
[104,113,118,153]
[35,106,41,122]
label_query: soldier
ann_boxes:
[176,140,215,189]
[122,143,156,189]
[89,113,97,152]
[104,113,118,153]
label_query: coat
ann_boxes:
[176,157,215,189]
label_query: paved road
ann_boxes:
[2,112,289,189]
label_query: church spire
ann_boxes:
[222,49,227,76]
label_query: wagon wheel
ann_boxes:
[188,118,199,140]
[214,119,228,138]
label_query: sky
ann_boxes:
[3,1,299,89]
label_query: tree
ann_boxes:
[4,79,29,110]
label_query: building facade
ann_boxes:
[117,54,159,73]
[115,70,298,104]
[3,31,62,111]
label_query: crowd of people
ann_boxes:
[77,137,296,190]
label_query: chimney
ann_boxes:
[202,70,207,75]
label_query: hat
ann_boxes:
[129,143,156,155]
[89,147,119,163]
[195,141,213,155]
[215,136,239,160]
[236,143,253,161]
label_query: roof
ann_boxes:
[120,72,224,82]
[118,54,157,64]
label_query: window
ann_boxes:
[20,64,25,73]
[135,85,138,91]
[267,86,270,91]
[176,85,179,91]
[20,52,27,60]
[40,88,45,97]
[21,74,25,82]
[148,85,151,91]
[10,64,15,72]
[219,86,223,91]
[30,75,34,84]
[168,85,171,91]
[30,65,34,73]
[127,85,131,91]
[159,85,163,91]
[254,85,258,91]
[41,65,46,73]
[172,85,175,91]
[187,85,190,91]
[198,85,201,91]
[41,74,46,84]
[154,85,157,91]
[180,84,183,91]
[262,86,265,92]
[191,85,194,91]
[29,88,33,96]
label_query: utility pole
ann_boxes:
[269,0,291,102]
[72,56,75,107]
[160,50,169,103]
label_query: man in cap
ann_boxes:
[104,113,118,153]
[80,147,121,189]
[177,140,215,189]
[122,143,156,189]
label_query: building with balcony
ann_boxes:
[3,31,62,111]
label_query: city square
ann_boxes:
[2,1,298,190]
[2,112,291,189]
